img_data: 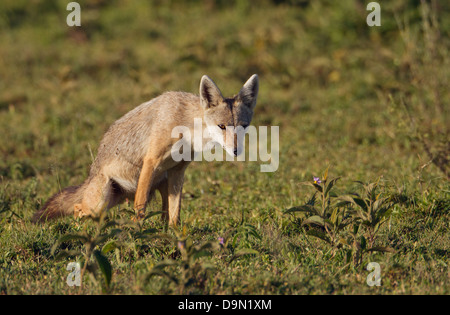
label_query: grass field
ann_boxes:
[0,0,448,295]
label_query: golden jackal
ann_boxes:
[33,74,259,225]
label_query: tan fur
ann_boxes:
[34,75,259,226]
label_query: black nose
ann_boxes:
[234,149,238,156]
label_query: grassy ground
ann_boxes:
[0,0,448,294]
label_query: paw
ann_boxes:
[133,209,146,222]
[74,203,87,219]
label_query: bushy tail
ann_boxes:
[33,184,86,223]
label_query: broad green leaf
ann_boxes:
[283,205,318,215]
[325,177,340,198]
[323,166,329,183]
[353,197,369,211]
[365,182,378,200]
[301,181,323,193]
[312,183,323,193]
[330,207,339,225]
[339,195,368,211]
[152,259,178,270]
[93,250,112,288]
[102,240,119,254]
[373,197,389,212]
[301,215,325,227]
[360,236,367,251]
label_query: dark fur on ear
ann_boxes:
[200,75,224,109]
[238,74,259,109]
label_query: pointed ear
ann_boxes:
[200,75,224,109]
[238,74,259,109]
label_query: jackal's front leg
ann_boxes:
[167,162,190,226]
[134,157,158,219]
[156,177,169,222]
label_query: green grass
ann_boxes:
[0,0,449,294]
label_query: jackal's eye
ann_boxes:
[218,124,226,130]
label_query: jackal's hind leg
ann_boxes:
[78,174,118,218]
[156,176,169,223]
[74,203,85,219]
[167,162,190,226]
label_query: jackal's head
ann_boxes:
[200,74,259,157]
